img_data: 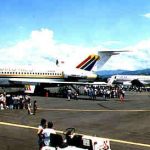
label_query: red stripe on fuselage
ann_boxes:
[76,55,92,68]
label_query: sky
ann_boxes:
[0,0,150,70]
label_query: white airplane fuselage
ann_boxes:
[109,75,150,85]
[0,66,97,87]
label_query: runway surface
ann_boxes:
[0,91,150,150]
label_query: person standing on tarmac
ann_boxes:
[67,88,72,100]
[42,121,56,146]
[37,118,47,150]
[119,89,125,103]
[27,98,32,115]
[33,100,37,115]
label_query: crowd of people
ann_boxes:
[0,93,37,114]
[59,85,125,102]
[84,86,125,101]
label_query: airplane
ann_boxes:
[0,55,101,93]
[0,51,122,94]
[108,74,150,86]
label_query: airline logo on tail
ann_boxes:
[76,55,100,71]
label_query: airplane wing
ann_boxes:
[9,78,107,86]
[9,78,83,84]
[9,78,92,94]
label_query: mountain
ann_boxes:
[96,69,150,78]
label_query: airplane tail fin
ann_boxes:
[76,55,100,71]
[107,76,116,85]
[97,50,128,70]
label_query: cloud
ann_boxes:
[0,28,149,71]
[101,40,150,70]
[0,28,56,65]
[100,40,123,46]
[0,28,100,68]
[143,13,150,18]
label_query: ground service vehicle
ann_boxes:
[41,128,111,150]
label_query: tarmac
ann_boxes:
[0,91,150,150]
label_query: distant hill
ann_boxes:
[96,69,150,78]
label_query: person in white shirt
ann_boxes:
[42,121,56,146]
